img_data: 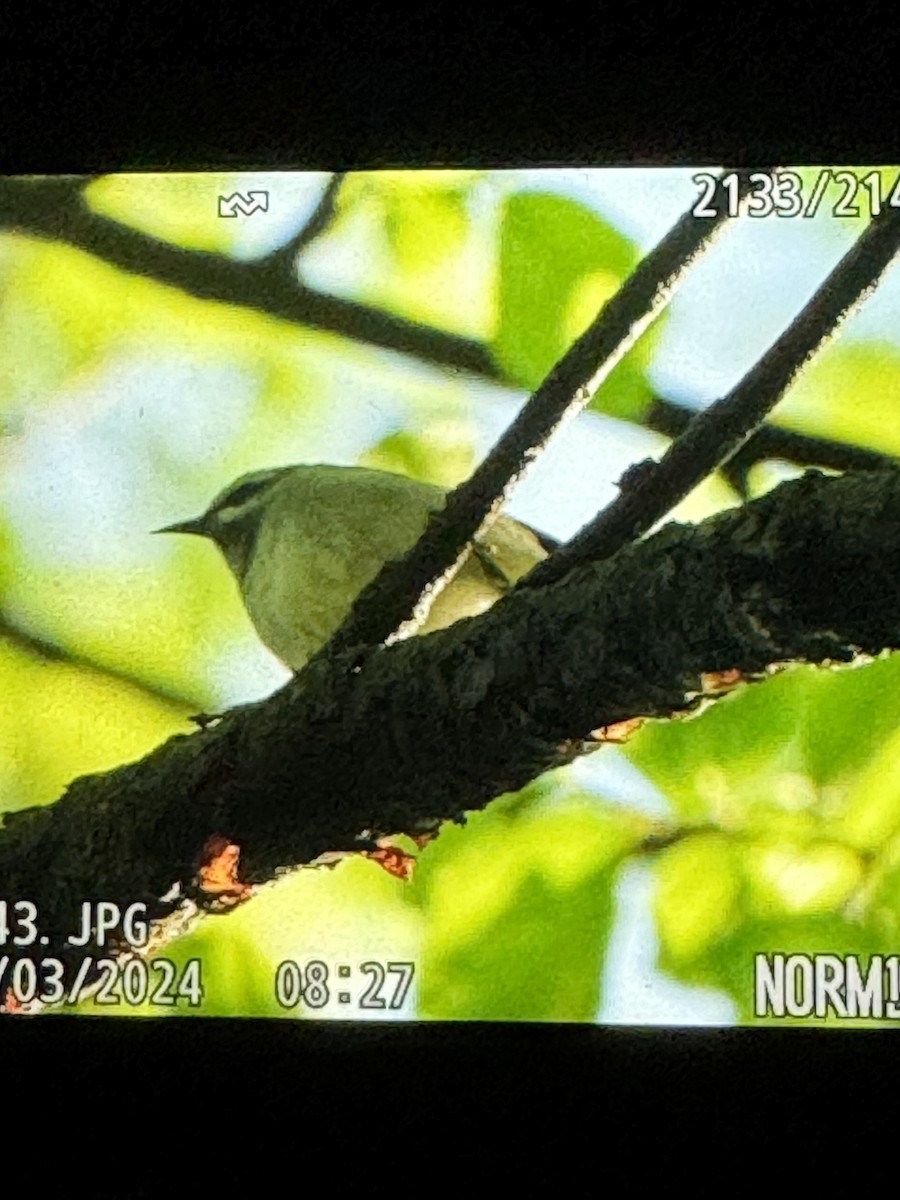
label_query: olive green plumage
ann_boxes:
[158,464,549,671]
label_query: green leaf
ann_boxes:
[308,172,492,339]
[0,635,193,814]
[383,183,470,273]
[634,656,900,1025]
[84,174,245,254]
[654,833,743,961]
[360,424,477,490]
[625,658,900,834]
[412,797,647,1021]
[653,830,878,1024]
[775,340,900,456]
[494,192,658,422]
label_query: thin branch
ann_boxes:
[324,169,769,656]
[646,397,896,496]
[3,467,900,982]
[267,171,346,270]
[4,176,895,494]
[633,823,718,855]
[0,177,501,379]
[0,616,203,713]
[527,199,900,588]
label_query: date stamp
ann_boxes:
[0,898,200,1014]
[0,955,203,1010]
[274,960,415,1013]
[0,898,416,1017]
[693,169,900,219]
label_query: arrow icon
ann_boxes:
[217,191,270,217]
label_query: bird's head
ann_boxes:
[154,466,292,578]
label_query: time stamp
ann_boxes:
[0,900,415,1013]
[693,169,900,219]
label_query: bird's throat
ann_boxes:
[216,524,258,584]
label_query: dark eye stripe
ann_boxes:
[215,477,273,513]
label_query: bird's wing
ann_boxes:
[527,526,560,555]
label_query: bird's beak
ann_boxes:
[152,516,210,537]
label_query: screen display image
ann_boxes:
[2,167,900,1025]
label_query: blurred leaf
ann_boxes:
[635,656,900,1024]
[775,340,900,455]
[860,833,900,942]
[384,186,470,273]
[655,833,742,960]
[743,840,862,916]
[1,545,251,711]
[84,174,244,254]
[0,635,192,814]
[494,192,659,422]
[413,796,649,1020]
[664,471,741,525]
[653,828,878,1024]
[835,721,900,852]
[360,421,477,489]
[305,171,493,339]
[0,236,322,435]
[625,658,900,835]
[91,858,422,1020]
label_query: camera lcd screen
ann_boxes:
[2,167,899,1026]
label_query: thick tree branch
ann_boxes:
[3,468,900,979]
[528,198,900,587]
[325,169,766,655]
[6,174,900,1000]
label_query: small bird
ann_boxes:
[156,464,553,671]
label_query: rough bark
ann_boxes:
[2,468,900,970]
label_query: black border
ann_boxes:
[4,2,900,1165]
[6,1016,898,1163]
[2,6,892,173]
